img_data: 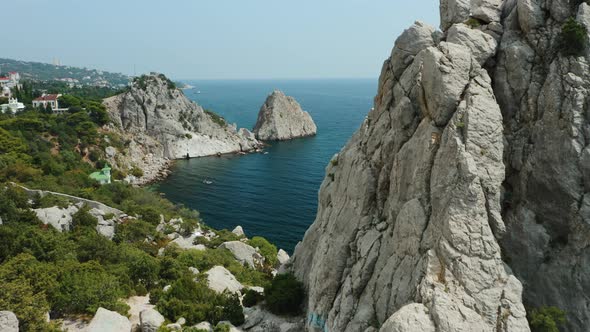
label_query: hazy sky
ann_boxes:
[3,0,439,79]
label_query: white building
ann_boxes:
[32,93,61,109]
[0,98,25,114]
[1,86,10,98]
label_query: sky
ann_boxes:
[2,0,440,80]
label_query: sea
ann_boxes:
[153,79,376,253]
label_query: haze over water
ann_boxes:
[154,79,375,252]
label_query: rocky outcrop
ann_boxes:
[104,73,262,184]
[243,306,305,332]
[494,2,590,331]
[205,266,243,294]
[219,241,263,268]
[140,308,165,332]
[252,90,317,141]
[0,311,18,332]
[291,2,532,331]
[86,307,132,332]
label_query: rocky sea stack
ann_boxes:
[291,0,590,331]
[253,90,317,141]
[103,73,262,183]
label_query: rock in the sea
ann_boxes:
[87,307,132,332]
[252,90,317,141]
[205,266,243,294]
[232,225,245,237]
[219,241,263,268]
[103,73,262,184]
[0,311,18,332]
[139,308,165,332]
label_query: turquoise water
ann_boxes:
[154,79,376,252]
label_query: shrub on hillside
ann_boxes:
[248,236,278,267]
[242,288,264,307]
[529,306,566,332]
[264,273,304,315]
[560,17,588,56]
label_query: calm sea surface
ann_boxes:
[153,79,376,252]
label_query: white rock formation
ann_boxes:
[104,73,262,184]
[252,90,317,141]
[86,307,132,332]
[34,204,80,232]
[0,311,18,332]
[139,308,165,332]
[219,241,263,268]
[205,266,243,294]
[276,249,290,266]
[232,225,245,237]
[291,12,530,332]
[192,321,213,331]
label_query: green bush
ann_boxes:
[131,166,144,178]
[243,288,264,307]
[560,17,588,56]
[205,109,226,127]
[264,273,304,315]
[248,236,278,267]
[155,276,244,326]
[214,324,231,332]
[529,306,566,332]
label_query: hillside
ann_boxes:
[0,58,129,88]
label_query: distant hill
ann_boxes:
[0,58,130,88]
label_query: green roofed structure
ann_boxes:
[89,165,112,185]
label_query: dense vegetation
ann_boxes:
[0,84,277,330]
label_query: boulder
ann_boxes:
[276,249,290,265]
[242,306,304,332]
[189,266,200,275]
[0,311,18,332]
[139,308,165,332]
[205,266,243,294]
[447,23,497,65]
[219,241,262,268]
[105,146,117,158]
[192,321,213,331]
[87,308,132,332]
[34,204,79,232]
[252,90,317,141]
[232,225,245,237]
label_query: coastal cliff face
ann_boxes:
[104,74,261,182]
[292,0,590,331]
[253,90,317,141]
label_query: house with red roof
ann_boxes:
[33,94,61,110]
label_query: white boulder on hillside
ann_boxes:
[205,266,243,294]
[0,311,18,332]
[86,308,131,332]
[253,90,317,141]
[219,241,263,268]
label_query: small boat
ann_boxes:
[203,179,213,185]
[263,152,269,155]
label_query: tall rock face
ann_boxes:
[292,17,529,332]
[293,0,590,331]
[104,74,261,181]
[496,2,590,331]
[253,90,317,141]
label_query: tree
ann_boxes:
[264,273,304,315]
[529,306,567,332]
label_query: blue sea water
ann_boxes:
[153,79,376,253]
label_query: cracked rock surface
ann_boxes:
[293,0,590,331]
